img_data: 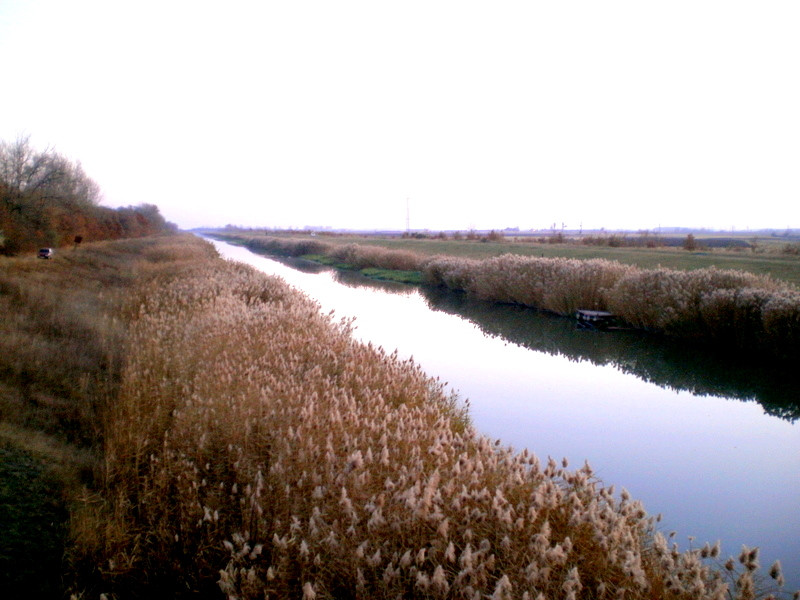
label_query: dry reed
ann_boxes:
[423,256,800,358]
[70,239,794,599]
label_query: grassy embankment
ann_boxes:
[0,234,218,597]
[213,232,800,361]
[212,232,800,286]
[332,233,800,287]
[1,234,793,598]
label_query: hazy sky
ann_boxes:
[1,1,798,231]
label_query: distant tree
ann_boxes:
[683,233,698,251]
[0,136,99,209]
[0,136,171,254]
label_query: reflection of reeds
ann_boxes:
[74,238,791,599]
[421,286,800,420]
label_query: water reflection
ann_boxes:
[281,255,800,423]
[269,255,411,293]
[421,288,800,423]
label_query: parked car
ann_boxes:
[37,248,53,259]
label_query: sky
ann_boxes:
[1,0,798,232]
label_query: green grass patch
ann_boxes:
[300,253,351,269]
[360,267,424,284]
[302,254,424,283]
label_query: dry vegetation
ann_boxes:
[228,235,800,360]
[1,234,795,598]
[425,254,800,359]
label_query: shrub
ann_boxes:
[424,254,634,315]
[244,236,334,258]
[607,267,784,338]
[760,290,800,358]
[422,256,480,291]
[329,243,423,271]
[782,242,800,255]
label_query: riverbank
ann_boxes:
[203,230,800,286]
[211,232,800,362]
[1,234,793,598]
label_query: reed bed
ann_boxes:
[329,243,423,271]
[242,236,335,258]
[607,268,800,355]
[74,244,792,599]
[238,235,424,272]
[425,254,635,315]
[423,255,800,357]
[230,236,800,358]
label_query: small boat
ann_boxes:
[575,309,615,330]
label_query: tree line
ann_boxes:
[1,136,174,255]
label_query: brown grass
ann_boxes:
[2,233,793,598]
[77,240,791,599]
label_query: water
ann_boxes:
[208,238,800,589]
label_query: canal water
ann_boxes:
[208,238,800,589]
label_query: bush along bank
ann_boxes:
[424,254,800,358]
[226,235,800,361]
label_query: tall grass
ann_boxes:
[425,254,635,315]
[226,235,800,358]
[234,235,424,272]
[241,236,335,258]
[70,242,792,599]
[0,233,220,594]
[422,255,800,358]
[2,233,793,597]
[329,243,422,271]
[424,256,800,359]
[605,267,797,350]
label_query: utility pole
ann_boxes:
[406,198,410,233]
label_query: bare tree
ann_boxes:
[0,135,100,209]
